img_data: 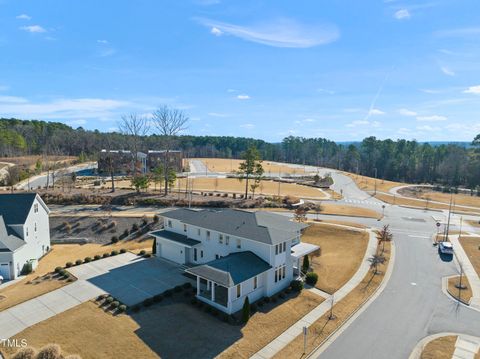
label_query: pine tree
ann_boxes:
[152,238,157,255]
[242,296,250,323]
[302,255,310,272]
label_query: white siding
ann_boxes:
[158,239,186,264]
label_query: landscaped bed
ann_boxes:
[447,275,473,304]
[420,335,457,359]
[302,223,369,294]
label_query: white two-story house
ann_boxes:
[0,193,51,280]
[150,208,318,314]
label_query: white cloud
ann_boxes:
[210,27,223,36]
[98,48,116,57]
[0,85,10,92]
[237,94,250,100]
[226,89,236,93]
[208,112,229,117]
[304,118,315,122]
[20,25,46,33]
[197,17,339,48]
[16,14,31,20]
[464,85,480,94]
[97,39,109,44]
[440,66,455,76]
[369,108,385,115]
[417,125,441,131]
[240,123,255,129]
[67,119,87,127]
[416,115,448,122]
[436,27,480,37]
[316,88,335,95]
[0,96,28,103]
[346,120,370,127]
[394,9,411,20]
[420,89,442,94]
[398,108,417,116]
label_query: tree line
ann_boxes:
[1,117,479,189]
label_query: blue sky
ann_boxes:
[0,0,479,142]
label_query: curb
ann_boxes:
[306,240,396,358]
[408,333,480,359]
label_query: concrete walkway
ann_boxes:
[449,235,480,309]
[453,336,480,359]
[251,229,378,359]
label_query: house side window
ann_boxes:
[254,276,258,289]
[26,227,29,236]
[275,245,279,255]
[225,236,229,245]
[236,239,241,249]
[167,220,172,228]
[219,234,223,244]
[274,268,278,283]
[282,242,286,252]
[236,284,241,298]
[201,250,204,258]
[183,224,187,232]
[34,203,38,213]
[206,231,211,240]
[197,228,201,236]
[34,222,37,232]
[282,266,286,279]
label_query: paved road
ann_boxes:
[306,170,480,359]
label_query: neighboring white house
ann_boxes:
[150,208,319,314]
[0,193,51,281]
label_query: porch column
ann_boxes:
[211,282,215,302]
[196,276,200,295]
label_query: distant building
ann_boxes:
[147,150,183,173]
[97,150,147,176]
[0,193,51,280]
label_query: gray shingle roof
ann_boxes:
[186,251,271,287]
[0,216,25,252]
[150,229,201,247]
[162,208,308,245]
[0,193,37,225]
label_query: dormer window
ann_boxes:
[34,203,39,213]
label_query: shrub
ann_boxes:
[111,250,119,256]
[204,306,211,313]
[152,238,157,255]
[102,253,110,258]
[258,301,264,307]
[142,218,148,226]
[183,282,192,289]
[66,262,73,268]
[264,296,271,303]
[302,255,310,272]
[55,266,63,273]
[191,298,198,305]
[123,229,129,237]
[242,297,251,323]
[111,236,119,243]
[120,248,127,254]
[305,272,319,286]
[143,298,154,307]
[279,292,286,299]
[251,303,257,312]
[174,285,182,292]
[75,259,83,266]
[153,294,163,303]
[94,255,101,260]
[132,223,139,232]
[111,301,120,308]
[164,289,173,297]
[118,304,127,313]
[84,257,92,263]
[212,308,219,316]
[291,280,304,292]
[153,214,159,223]
[11,347,37,359]
[36,344,62,359]
[109,221,117,229]
[144,253,152,258]
[139,250,146,256]
[21,262,33,275]
[58,269,66,276]
[106,296,114,304]
[270,296,278,303]
[96,295,105,301]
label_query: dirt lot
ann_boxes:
[0,240,153,312]
[50,215,160,244]
[0,155,77,170]
[3,290,322,359]
[344,172,405,193]
[420,336,457,359]
[447,276,472,304]
[399,187,480,209]
[194,158,317,175]
[275,241,392,358]
[459,236,480,277]
[302,223,369,294]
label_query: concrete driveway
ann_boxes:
[69,252,190,306]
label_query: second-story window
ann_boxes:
[283,242,286,252]
[236,239,241,249]
[219,234,223,244]
[183,224,187,232]
[206,231,211,240]
[197,228,201,236]
[225,236,230,245]
[275,244,279,255]
[34,203,38,213]
[167,220,172,228]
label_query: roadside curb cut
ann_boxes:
[408,333,480,359]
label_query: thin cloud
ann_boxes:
[237,94,250,100]
[369,108,385,115]
[416,115,447,122]
[197,17,339,48]
[394,9,411,20]
[240,123,255,129]
[398,108,417,116]
[440,66,455,76]
[435,27,480,37]
[20,25,46,33]
[16,14,31,20]
[347,120,381,128]
[464,85,480,94]
[97,40,109,44]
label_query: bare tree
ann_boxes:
[151,106,188,195]
[118,113,150,174]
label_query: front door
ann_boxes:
[194,248,198,262]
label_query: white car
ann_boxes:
[439,241,453,255]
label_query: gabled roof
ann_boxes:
[0,216,25,252]
[0,193,39,225]
[150,229,201,247]
[162,208,308,245]
[186,251,271,287]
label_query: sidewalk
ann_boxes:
[251,229,378,359]
[450,235,480,310]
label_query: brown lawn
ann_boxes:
[302,223,369,294]
[193,158,316,175]
[459,236,480,277]
[321,203,381,219]
[447,276,473,304]
[420,336,457,359]
[218,291,323,358]
[274,242,391,358]
[344,172,404,193]
[4,291,323,359]
[466,220,480,229]
[0,156,77,170]
[0,240,152,311]
[312,219,367,229]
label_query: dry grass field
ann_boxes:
[447,276,473,304]
[321,203,381,219]
[302,223,369,294]
[274,241,392,358]
[0,240,152,311]
[403,189,480,209]
[420,336,457,359]
[194,158,316,175]
[0,155,77,170]
[459,236,480,277]
[345,172,404,193]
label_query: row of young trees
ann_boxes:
[1,116,479,189]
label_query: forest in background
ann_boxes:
[1,117,479,189]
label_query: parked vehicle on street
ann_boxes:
[439,241,454,255]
